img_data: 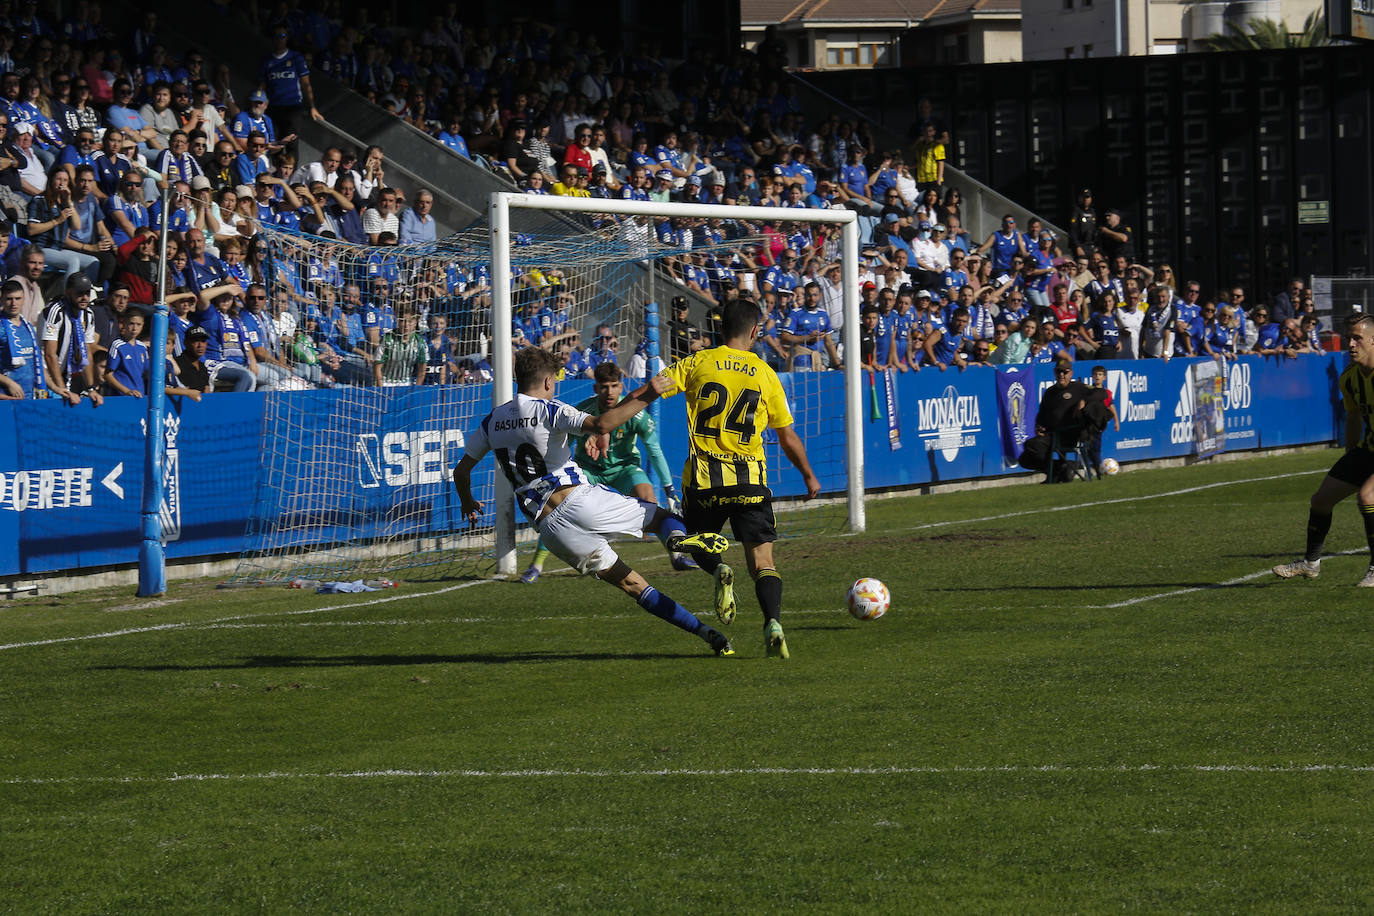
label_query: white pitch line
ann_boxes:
[6,762,1374,786]
[1089,548,1366,609]
[863,469,1325,536]
[0,580,496,652]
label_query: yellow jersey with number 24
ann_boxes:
[659,346,794,489]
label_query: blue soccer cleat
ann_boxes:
[519,565,541,584]
[671,552,699,571]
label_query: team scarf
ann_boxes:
[64,303,90,379]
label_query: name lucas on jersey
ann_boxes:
[714,357,756,376]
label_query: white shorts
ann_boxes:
[538,484,657,576]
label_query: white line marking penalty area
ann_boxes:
[6,762,1374,786]
[0,580,495,652]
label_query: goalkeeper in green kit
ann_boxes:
[520,361,694,583]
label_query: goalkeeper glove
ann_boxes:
[664,485,683,517]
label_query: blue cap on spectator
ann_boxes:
[687,175,702,186]
[884,212,899,223]
[656,169,672,180]
[918,220,933,230]
[249,89,268,103]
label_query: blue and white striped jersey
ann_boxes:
[465,394,591,520]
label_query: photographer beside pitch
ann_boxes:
[658,299,822,659]
[452,347,733,656]
[1275,313,1374,586]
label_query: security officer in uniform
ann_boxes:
[667,295,704,360]
[1069,188,1097,259]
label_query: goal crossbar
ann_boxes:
[487,192,865,576]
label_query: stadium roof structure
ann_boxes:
[741,0,1021,27]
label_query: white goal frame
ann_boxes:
[487,192,865,576]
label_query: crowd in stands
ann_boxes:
[0,5,1334,404]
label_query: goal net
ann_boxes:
[226,195,862,585]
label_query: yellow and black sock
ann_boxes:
[755,568,782,624]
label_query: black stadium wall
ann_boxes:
[806,46,1374,300]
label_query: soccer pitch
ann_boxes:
[4,448,1374,912]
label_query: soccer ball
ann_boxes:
[847,578,890,621]
[1100,458,1120,476]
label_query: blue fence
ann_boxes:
[0,354,1344,578]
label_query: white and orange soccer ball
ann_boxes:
[1100,458,1120,476]
[847,578,890,621]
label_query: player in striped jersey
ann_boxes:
[453,347,733,656]
[659,300,822,658]
[1275,313,1374,585]
[520,361,691,583]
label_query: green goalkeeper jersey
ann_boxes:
[574,393,674,485]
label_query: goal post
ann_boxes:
[488,192,866,577]
[227,195,865,586]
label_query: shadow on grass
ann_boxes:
[93,651,689,671]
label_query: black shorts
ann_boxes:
[684,484,777,545]
[1329,447,1374,485]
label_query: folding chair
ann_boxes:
[1046,424,1090,483]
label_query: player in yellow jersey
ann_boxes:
[1275,313,1374,585]
[659,299,822,657]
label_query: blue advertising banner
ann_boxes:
[1191,359,1227,458]
[884,369,902,451]
[0,354,1347,578]
[995,366,1035,465]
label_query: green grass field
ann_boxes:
[4,449,1374,912]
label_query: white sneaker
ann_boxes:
[1273,559,1320,579]
[1358,567,1374,588]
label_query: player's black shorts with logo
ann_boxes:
[684,483,777,544]
[1329,447,1374,485]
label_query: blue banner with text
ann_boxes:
[0,354,1345,578]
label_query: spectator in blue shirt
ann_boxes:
[103,311,153,397]
[67,165,114,284]
[193,290,257,392]
[104,172,149,246]
[258,26,321,148]
[56,126,97,186]
[0,279,44,399]
[90,128,132,200]
[398,188,437,244]
[438,113,469,159]
[105,81,162,157]
[232,89,283,151]
[233,131,271,187]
